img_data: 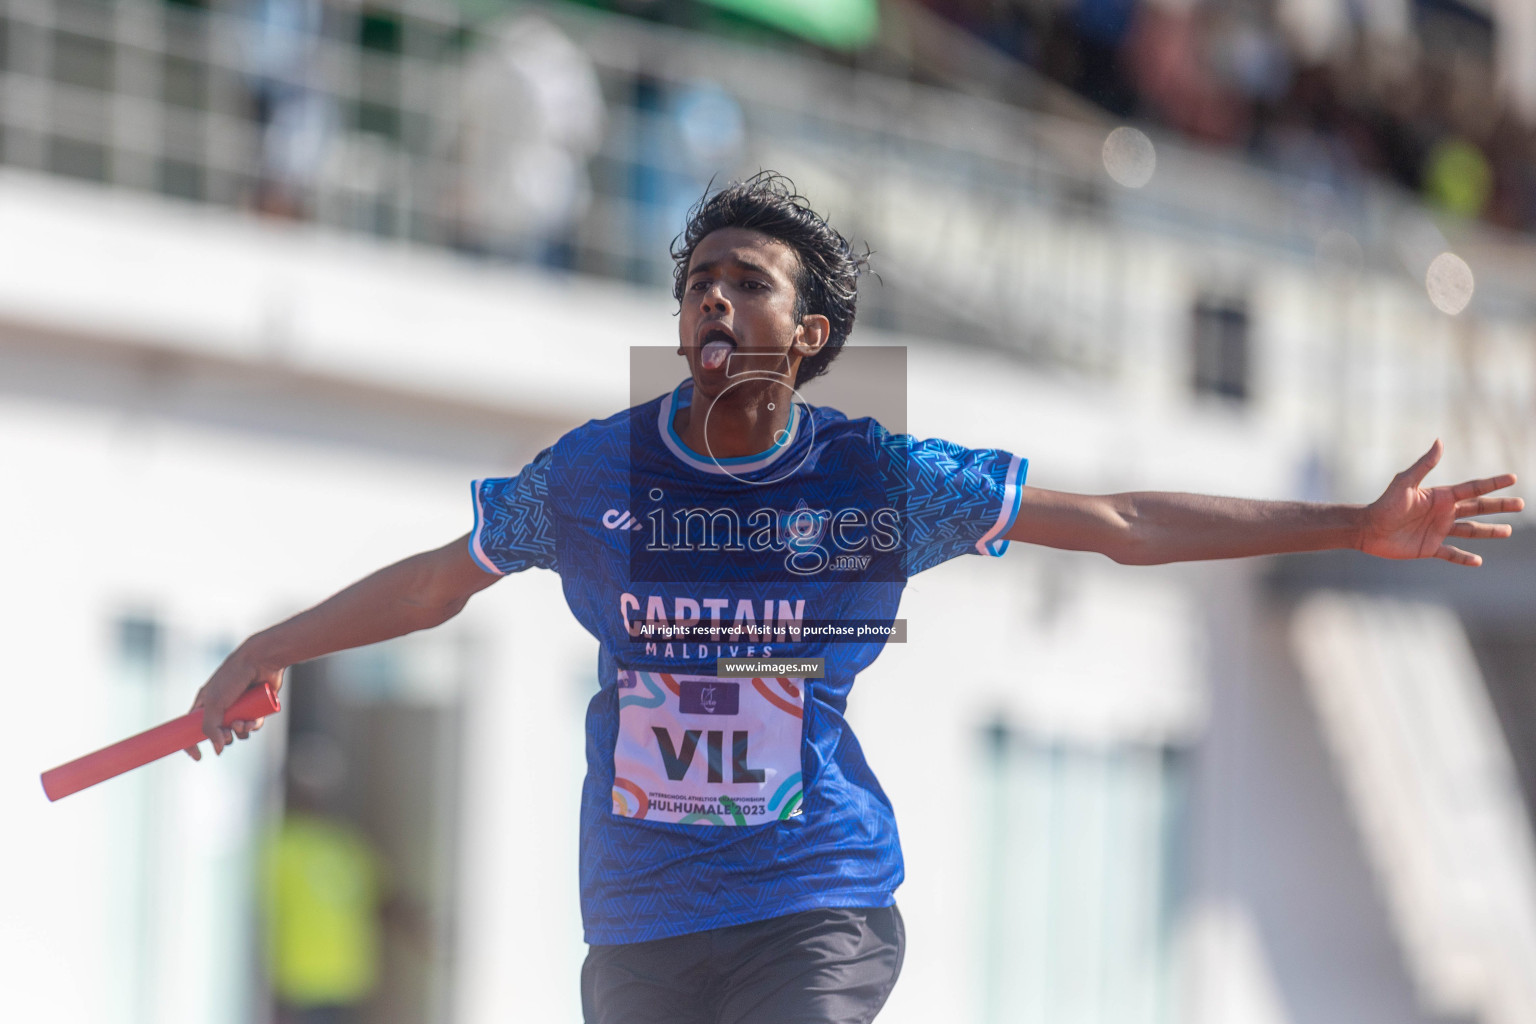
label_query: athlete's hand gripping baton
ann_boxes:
[40,683,281,802]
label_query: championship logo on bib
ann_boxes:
[612,670,805,826]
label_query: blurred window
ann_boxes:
[53,30,112,91]
[1191,294,1251,402]
[49,136,109,182]
[160,156,205,200]
[355,98,401,141]
[117,614,164,686]
[163,55,208,110]
[980,723,1187,1024]
[358,8,403,54]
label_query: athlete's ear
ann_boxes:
[792,314,831,359]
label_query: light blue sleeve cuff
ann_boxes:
[467,479,508,576]
[976,455,1029,557]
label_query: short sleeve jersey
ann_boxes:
[470,381,1026,944]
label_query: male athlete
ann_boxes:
[189,172,1522,1023]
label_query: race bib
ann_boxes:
[612,670,805,826]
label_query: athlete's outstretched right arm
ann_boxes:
[184,533,498,759]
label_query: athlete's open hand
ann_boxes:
[184,648,284,760]
[1360,440,1523,567]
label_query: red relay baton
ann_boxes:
[40,683,281,802]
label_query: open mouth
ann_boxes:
[698,328,736,371]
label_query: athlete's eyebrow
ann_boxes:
[688,254,775,279]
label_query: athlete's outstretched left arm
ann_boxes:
[1003,440,1522,567]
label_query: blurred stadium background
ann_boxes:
[5,0,1536,1022]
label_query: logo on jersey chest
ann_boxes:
[602,509,645,531]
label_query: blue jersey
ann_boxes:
[469,381,1026,944]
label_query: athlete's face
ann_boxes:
[678,228,829,400]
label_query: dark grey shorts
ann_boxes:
[581,905,905,1024]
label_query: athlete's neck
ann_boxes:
[674,382,795,459]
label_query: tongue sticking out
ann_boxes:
[700,339,734,370]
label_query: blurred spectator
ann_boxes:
[1424,136,1494,218]
[1124,3,1247,144]
[661,80,746,256]
[449,15,606,266]
[236,0,339,218]
[261,734,383,1024]
[673,82,747,172]
[1069,0,1140,116]
[913,0,1536,234]
[625,74,745,285]
[1208,3,1292,106]
[1489,116,1536,230]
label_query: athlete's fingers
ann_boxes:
[202,705,225,755]
[1449,473,1518,502]
[186,688,206,760]
[1448,521,1512,540]
[1455,495,1524,517]
[1435,543,1481,567]
[232,720,251,741]
[1402,440,1443,489]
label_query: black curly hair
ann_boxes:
[671,171,866,387]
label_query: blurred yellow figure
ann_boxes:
[261,735,382,1024]
[1424,137,1494,219]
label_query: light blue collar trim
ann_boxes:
[659,381,802,475]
